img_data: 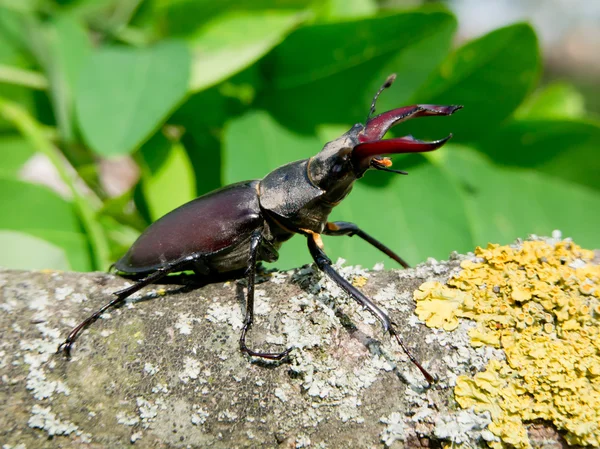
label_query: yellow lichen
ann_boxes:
[415,240,600,448]
[352,275,368,288]
[414,281,470,331]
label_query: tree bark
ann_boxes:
[1,252,596,448]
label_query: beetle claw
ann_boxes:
[56,340,73,358]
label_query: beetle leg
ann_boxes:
[56,254,207,358]
[239,230,292,361]
[324,221,409,269]
[307,234,434,383]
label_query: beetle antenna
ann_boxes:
[367,74,397,123]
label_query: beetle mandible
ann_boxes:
[58,75,461,383]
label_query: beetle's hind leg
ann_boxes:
[239,230,292,361]
[306,233,434,383]
[57,255,208,358]
[323,221,410,269]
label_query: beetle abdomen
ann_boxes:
[115,181,263,274]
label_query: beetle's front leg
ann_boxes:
[306,233,434,383]
[323,221,409,268]
[239,230,292,361]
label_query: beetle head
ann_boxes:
[308,74,461,202]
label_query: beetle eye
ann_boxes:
[338,147,352,158]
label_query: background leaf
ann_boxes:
[408,23,540,142]
[259,10,457,131]
[0,230,70,270]
[33,13,91,144]
[188,10,306,92]
[477,119,600,192]
[0,9,36,131]
[438,146,600,249]
[138,131,196,221]
[324,159,474,268]
[0,135,34,177]
[0,178,80,233]
[23,229,92,271]
[223,109,320,184]
[515,82,586,120]
[75,40,190,156]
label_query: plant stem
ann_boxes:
[0,96,111,271]
[0,64,48,90]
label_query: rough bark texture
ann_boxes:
[1,252,597,448]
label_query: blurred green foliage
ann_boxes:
[0,0,598,272]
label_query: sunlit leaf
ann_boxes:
[76,40,190,156]
[437,146,600,249]
[317,0,376,20]
[0,135,34,177]
[138,131,196,221]
[188,10,305,92]
[223,109,320,184]
[24,229,92,271]
[0,230,70,270]
[323,159,474,268]
[515,82,586,120]
[267,9,455,89]
[0,177,80,233]
[38,14,92,143]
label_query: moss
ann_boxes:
[415,240,600,448]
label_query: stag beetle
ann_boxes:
[58,75,461,383]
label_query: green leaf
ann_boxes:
[267,9,455,89]
[138,132,196,221]
[188,10,305,92]
[38,14,92,143]
[0,8,29,63]
[223,109,320,184]
[408,23,540,142]
[24,229,93,271]
[75,40,191,156]
[317,0,377,20]
[0,177,92,271]
[260,10,456,131]
[515,82,586,120]
[0,230,70,271]
[477,119,600,192]
[323,160,474,268]
[99,214,141,263]
[0,135,34,177]
[0,9,36,131]
[0,0,39,14]
[154,0,239,37]
[0,177,80,233]
[437,146,600,249]
[0,96,111,270]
